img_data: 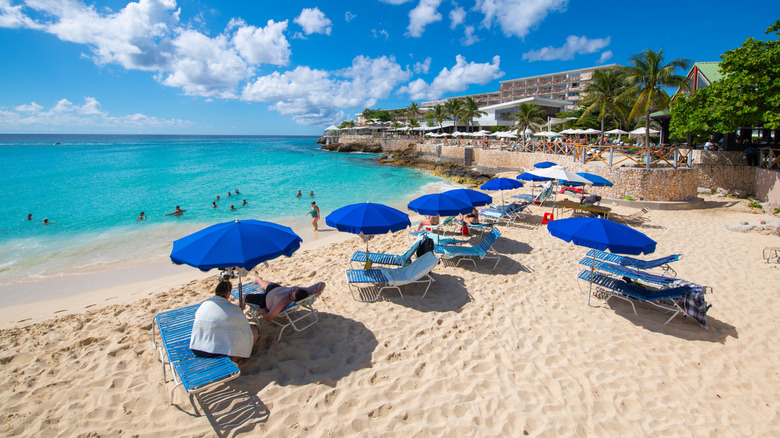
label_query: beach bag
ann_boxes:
[461,223,469,236]
[416,235,435,257]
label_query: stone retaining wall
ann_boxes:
[332,136,768,202]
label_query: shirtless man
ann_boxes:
[165,206,186,216]
[243,276,326,321]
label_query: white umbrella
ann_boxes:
[581,128,601,134]
[475,130,491,136]
[560,128,578,134]
[535,131,559,137]
[629,127,660,135]
[325,125,339,131]
[604,129,630,135]
[528,166,592,185]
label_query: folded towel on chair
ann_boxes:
[665,280,711,329]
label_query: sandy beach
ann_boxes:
[1,192,779,437]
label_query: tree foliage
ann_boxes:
[670,20,780,136]
[511,103,546,142]
[578,68,630,138]
[461,97,487,132]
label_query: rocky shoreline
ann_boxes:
[320,141,492,187]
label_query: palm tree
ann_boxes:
[407,102,420,119]
[510,103,546,144]
[578,69,629,142]
[425,104,447,131]
[444,99,464,132]
[462,96,487,132]
[622,48,691,146]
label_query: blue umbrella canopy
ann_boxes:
[170,219,303,271]
[577,172,613,187]
[480,178,524,191]
[534,161,558,168]
[408,193,473,216]
[481,178,524,206]
[325,202,410,235]
[547,217,656,255]
[516,172,553,182]
[442,188,493,207]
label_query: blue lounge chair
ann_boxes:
[585,249,682,277]
[577,270,711,327]
[231,283,321,341]
[151,305,241,405]
[479,202,529,226]
[345,251,439,302]
[350,236,422,268]
[578,257,678,287]
[434,228,501,270]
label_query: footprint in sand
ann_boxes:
[54,309,67,314]
[104,296,117,301]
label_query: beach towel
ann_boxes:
[190,296,254,358]
[665,280,711,329]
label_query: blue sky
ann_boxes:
[0,0,777,135]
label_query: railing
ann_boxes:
[760,148,780,169]
[424,139,696,169]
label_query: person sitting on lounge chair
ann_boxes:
[190,278,260,361]
[416,215,439,231]
[462,207,479,224]
[244,276,326,321]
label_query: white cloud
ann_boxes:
[0,97,191,131]
[407,0,442,38]
[461,25,479,46]
[231,19,291,66]
[399,55,503,100]
[379,0,413,4]
[345,11,356,22]
[449,5,465,29]
[160,29,251,98]
[372,28,390,39]
[414,57,432,74]
[475,0,567,38]
[294,7,332,36]
[15,102,43,112]
[522,35,611,61]
[597,50,613,64]
[242,56,411,125]
[0,0,292,100]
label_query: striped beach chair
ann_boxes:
[345,251,439,302]
[231,283,321,341]
[434,228,502,270]
[151,305,241,406]
[585,249,682,277]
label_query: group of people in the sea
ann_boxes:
[135,189,248,221]
[23,213,52,225]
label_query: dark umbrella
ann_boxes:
[170,219,303,301]
[577,172,613,187]
[442,188,492,207]
[326,201,411,254]
[480,178,524,206]
[534,161,558,168]
[547,217,656,305]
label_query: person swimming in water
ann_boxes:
[212,201,217,208]
[138,212,147,220]
[242,199,247,205]
[296,190,302,197]
[165,206,186,216]
[309,190,314,197]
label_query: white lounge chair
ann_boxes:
[345,252,439,302]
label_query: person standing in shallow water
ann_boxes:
[306,201,320,231]
[296,190,302,197]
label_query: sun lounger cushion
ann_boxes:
[619,254,680,270]
[379,252,438,286]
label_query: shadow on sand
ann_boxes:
[601,298,738,343]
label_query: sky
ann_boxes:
[0,0,777,135]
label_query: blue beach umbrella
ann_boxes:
[326,202,410,235]
[577,172,613,187]
[170,218,303,301]
[480,178,524,206]
[534,161,558,168]
[442,188,493,207]
[326,202,411,254]
[516,172,553,182]
[407,193,473,216]
[547,217,656,304]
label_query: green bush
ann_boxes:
[748,201,762,209]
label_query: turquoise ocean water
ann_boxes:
[0,135,446,286]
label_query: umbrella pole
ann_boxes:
[238,271,243,306]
